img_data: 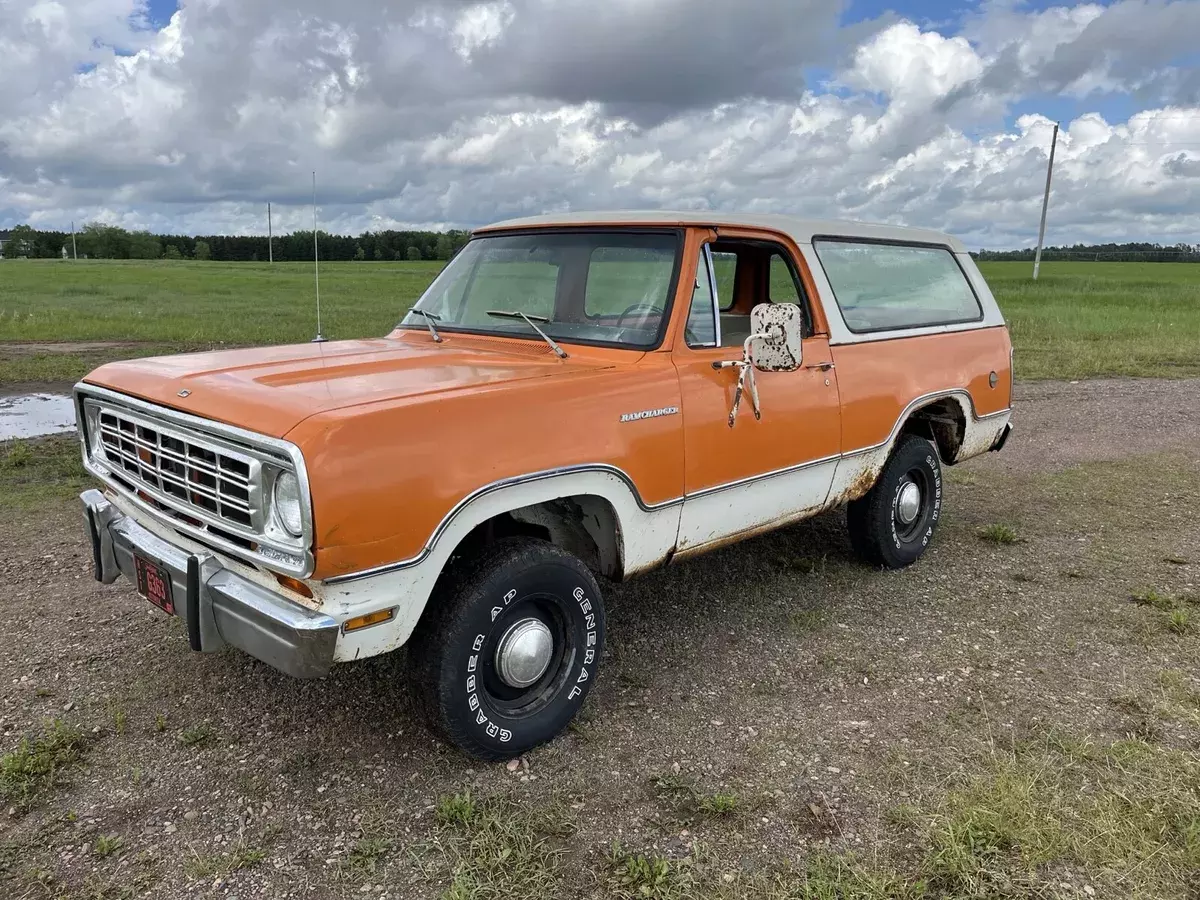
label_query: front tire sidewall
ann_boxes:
[434,548,604,759]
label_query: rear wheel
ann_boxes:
[847,434,943,569]
[408,538,605,760]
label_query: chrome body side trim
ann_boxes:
[74,383,316,578]
[326,388,1011,585]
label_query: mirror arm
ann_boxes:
[713,332,769,427]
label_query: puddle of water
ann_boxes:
[0,393,78,441]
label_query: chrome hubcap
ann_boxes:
[897,481,922,525]
[495,617,554,689]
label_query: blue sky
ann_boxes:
[144,0,179,27]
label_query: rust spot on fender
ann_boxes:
[830,465,880,507]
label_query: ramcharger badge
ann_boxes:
[620,406,680,423]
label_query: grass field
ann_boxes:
[1,258,1197,383]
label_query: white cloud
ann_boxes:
[0,0,1198,247]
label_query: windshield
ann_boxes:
[398,230,681,349]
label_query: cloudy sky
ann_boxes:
[1,0,1199,248]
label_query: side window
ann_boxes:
[685,248,718,348]
[769,252,802,305]
[711,251,738,311]
[813,240,983,333]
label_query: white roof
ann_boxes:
[478,210,967,253]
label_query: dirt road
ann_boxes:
[2,378,1199,899]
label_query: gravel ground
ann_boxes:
[1,377,1199,899]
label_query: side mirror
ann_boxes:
[748,303,803,372]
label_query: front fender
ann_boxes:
[319,466,681,662]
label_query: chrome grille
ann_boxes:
[77,388,313,578]
[96,409,256,529]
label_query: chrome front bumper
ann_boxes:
[81,489,338,678]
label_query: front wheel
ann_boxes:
[408,538,605,760]
[847,434,943,569]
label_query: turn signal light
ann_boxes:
[274,574,313,598]
[343,608,396,633]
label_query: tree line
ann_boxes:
[7,224,1200,264]
[974,242,1200,262]
[0,223,471,262]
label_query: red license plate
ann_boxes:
[134,555,175,615]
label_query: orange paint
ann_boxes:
[84,220,1012,582]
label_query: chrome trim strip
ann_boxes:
[705,243,721,349]
[326,388,1011,585]
[74,383,316,578]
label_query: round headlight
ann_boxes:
[273,471,304,537]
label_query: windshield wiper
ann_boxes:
[486,310,568,359]
[407,308,442,343]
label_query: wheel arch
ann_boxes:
[898,394,969,464]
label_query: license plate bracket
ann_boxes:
[134,555,175,615]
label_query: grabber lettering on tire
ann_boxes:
[408,538,606,760]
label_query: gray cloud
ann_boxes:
[0,0,1198,247]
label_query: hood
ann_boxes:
[82,333,616,438]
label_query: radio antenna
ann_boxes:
[311,171,326,343]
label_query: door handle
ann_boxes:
[806,361,835,371]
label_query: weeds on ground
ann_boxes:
[177,722,215,747]
[609,843,693,900]
[93,835,123,858]
[0,721,88,812]
[1130,589,1197,636]
[184,844,267,879]
[425,792,570,900]
[1166,608,1192,635]
[977,523,1019,544]
[649,772,749,827]
[1131,588,1179,610]
[789,608,830,634]
[923,732,1200,898]
[338,837,393,881]
[698,792,740,816]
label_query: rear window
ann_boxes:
[813,240,982,333]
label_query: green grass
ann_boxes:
[2,259,1198,383]
[0,721,88,813]
[0,259,441,344]
[183,845,267,879]
[177,722,216,747]
[93,835,123,858]
[976,523,1019,544]
[426,793,570,900]
[0,436,88,512]
[979,261,1200,380]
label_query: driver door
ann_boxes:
[672,235,842,554]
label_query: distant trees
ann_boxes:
[2,224,36,257]
[975,242,1200,263]
[1,222,472,261]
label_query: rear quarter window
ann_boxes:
[813,239,982,333]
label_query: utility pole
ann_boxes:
[1032,121,1059,281]
[267,202,273,264]
[311,172,325,343]
[71,221,77,260]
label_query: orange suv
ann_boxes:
[77,212,1013,759]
